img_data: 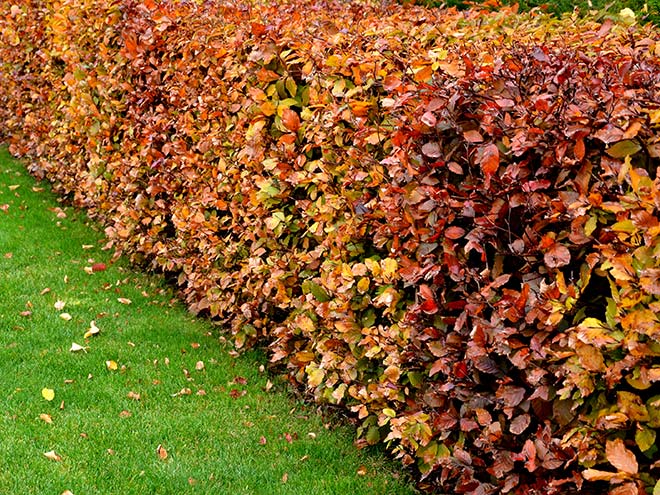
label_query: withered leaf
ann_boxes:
[606,438,638,474]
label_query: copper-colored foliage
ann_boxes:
[1,1,659,493]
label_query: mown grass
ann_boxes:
[0,147,418,495]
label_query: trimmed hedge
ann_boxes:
[2,1,660,493]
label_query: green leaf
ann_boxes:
[366,425,380,445]
[635,426,656,452]
[605,139,641,158]
[302,280,330,302]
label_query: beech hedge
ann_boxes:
[2,1,660,493]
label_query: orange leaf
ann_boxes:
[605,438,638,474]
[156,444,168,460]
[281,108,300,132]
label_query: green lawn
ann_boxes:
[0,147,417,495]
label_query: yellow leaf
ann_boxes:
[381,258,398,281]
[42,388,55,401]
[84,320,100,339]
[59,312,72,321]
[106,360,118,371]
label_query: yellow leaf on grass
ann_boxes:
[106,360,118,371]
[84,320,100,339]
[42,388,55,401]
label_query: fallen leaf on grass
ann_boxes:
[281,473,288,484]
[119,410,132,418]
[54,300,66,311]
[39,413,53,424]
[41,388,55,401]
[59,313,72,321]
[195,361,205,371]
[61,491,74,495]
[106,360,118,371]
[172,388,192,397]
[92,263,106,272]
[117,298,132,305]
[8,184,20,191]
[156,444,168,460]
[43,450,62,461]
[19,311,32,317]
[259,436,267,445]
[70,342,87,353]
[84,320,100,338]
[4,252,13,258]
[127,391,141,401]
[357,466,368,476]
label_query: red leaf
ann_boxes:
[477,143,499,178]
[445,226,465,239]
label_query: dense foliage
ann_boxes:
[2,1,660,493]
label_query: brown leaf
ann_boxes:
[509,414,531,435]
[463,129,484,143]
[605,438,638,474]
[127,391,141,401]
[422,142,442,158]
[156,444,168,460]
[575,342,607,372]
[544,244,571,268]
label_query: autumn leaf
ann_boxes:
[39,413,53,424]
[544,243,571,268]
[117,298,132,305]
[59,313,73,321]
[476,143,499,178]
[43,450,62,461]
[281,108,300,132]
[156,444,168,460]
[106,360,118,371]
[605,438,638,474]
[84,320,100,338]
[70,342,87,353]
[42,388,55,401]
[127,391,141,401]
